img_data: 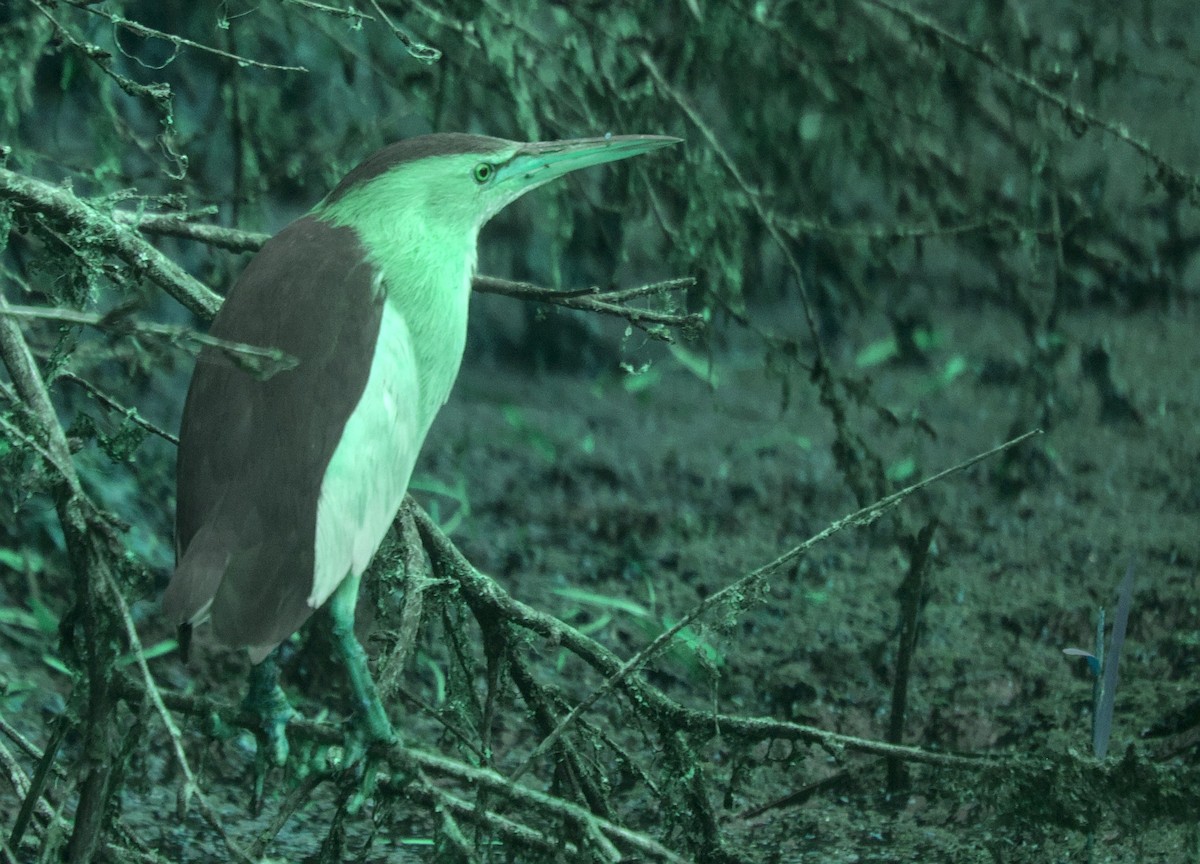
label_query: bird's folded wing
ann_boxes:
[167,215,387,651]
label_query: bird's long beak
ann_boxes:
[495,134,681,193]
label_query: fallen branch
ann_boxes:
[510,428,1042,780]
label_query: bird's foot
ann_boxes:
[340,682,397,768]
[333,625,396,815]
[335,709,394,815]
[359,686,398,748]
[243,654,295,811]
[244,656,295,765]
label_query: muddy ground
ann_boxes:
[428,297,1199,862]
[1,290,1197,862]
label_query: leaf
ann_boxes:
[552,587,650,618]
[668,343,719,387]
[856,336,899,368]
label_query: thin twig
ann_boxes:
[418,768,483,864]
[0,740,31,815]
[0,733,72,854]
[0,719,62,773]
[246,771,328,860]
[0,304,296,377]
[642,48,896,508]
[283,0,374,22]
[27,0,171,105]
[472,275,701,339]
[59,372,178,445]
[405,779,570,855]
[62,0,308,72]
[641,51,825,362]
[7,715,69,853]
[776,214,1023,240]
[859,0,1200,200]
[24,0,188,178]
[397,749,690,863]
[0,408,77,484]
[365,0,441,63]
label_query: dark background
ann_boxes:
[1,1,1197,861]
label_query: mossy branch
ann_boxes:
[0,295,248,863]
[2,168,698,340]
[0,167,220,317]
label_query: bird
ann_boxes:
[162,132,680,745]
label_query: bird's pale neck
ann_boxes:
[315,176,480,430]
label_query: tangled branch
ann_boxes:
[1,168,698,340]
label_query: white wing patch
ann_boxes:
[310,303,421,609]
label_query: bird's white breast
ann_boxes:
[309,302,421,608]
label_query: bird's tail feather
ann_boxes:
[162,523,230,626]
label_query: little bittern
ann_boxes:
[163,132,679,742]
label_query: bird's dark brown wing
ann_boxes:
[164,215,384,651]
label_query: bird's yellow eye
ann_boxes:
[472,162,494,184]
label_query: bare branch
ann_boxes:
[859,0,1200,201]
[0,303,297,378]
[61,0,309,72]
[113,210,269,253]
[473,275,701,340]
[59,373,179,446]
[365,0,441,63]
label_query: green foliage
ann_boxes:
[2,0,1198,860]
[553,583,726,686]
[501,404,558,462]
[67,411,147,464]
[409,472,471,535]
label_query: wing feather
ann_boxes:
[164,216,385,650]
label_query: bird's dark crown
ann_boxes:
[323,133,510,206]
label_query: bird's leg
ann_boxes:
[244,650,294,763]
[243,648,294,810]
[329,570,397,748]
